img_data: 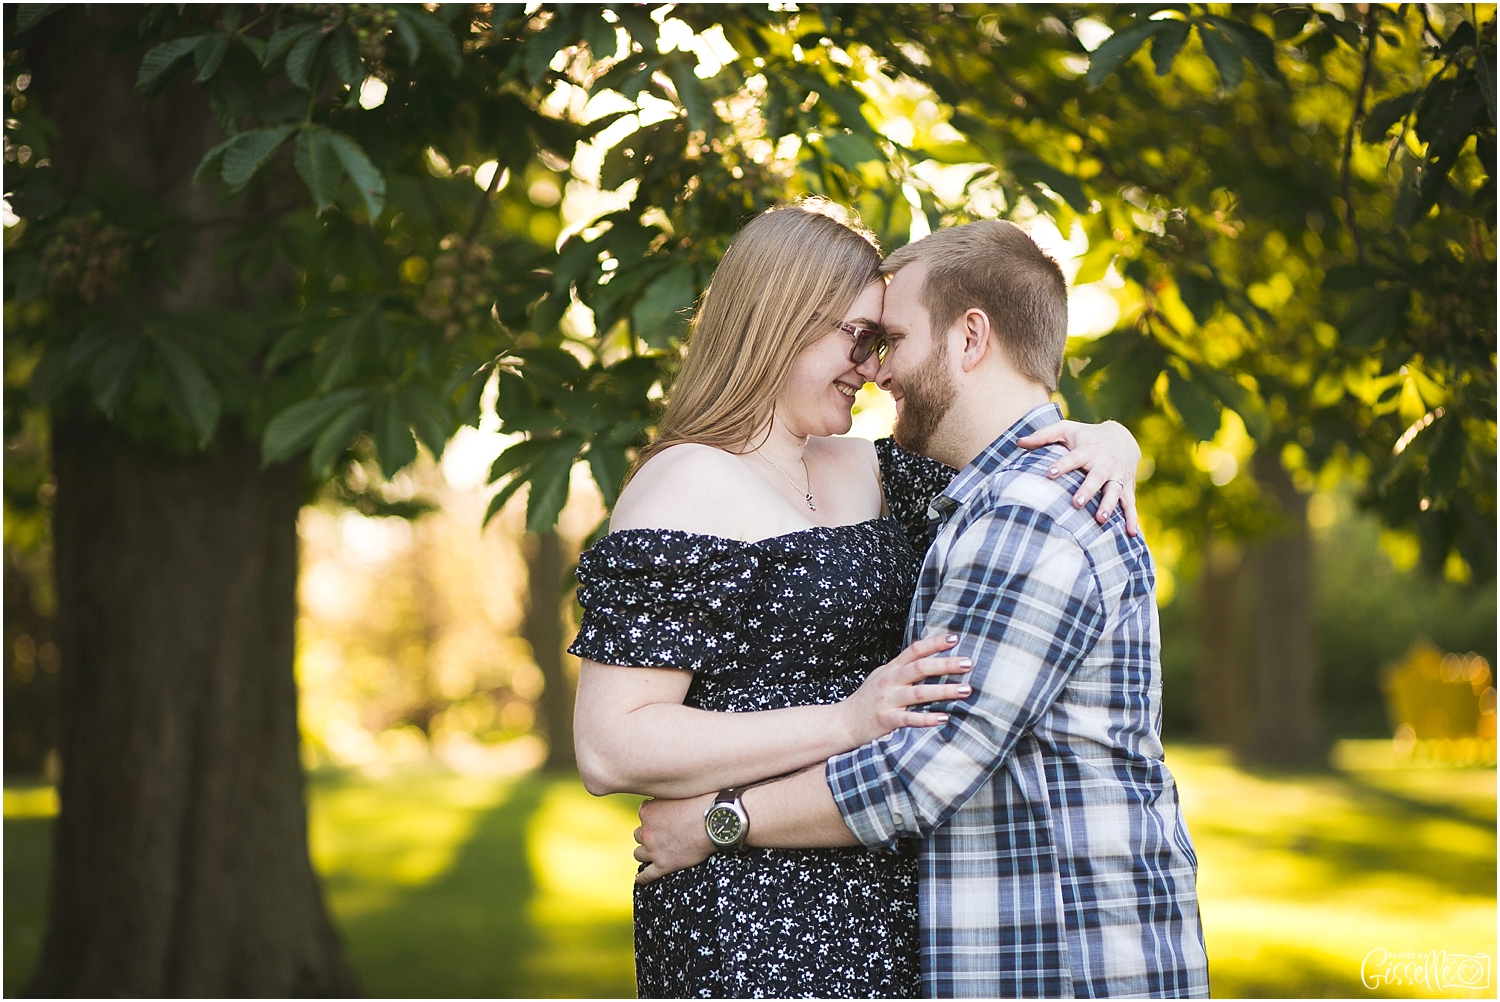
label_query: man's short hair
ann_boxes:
[882,220,1068,392]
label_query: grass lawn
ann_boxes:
[5,744,1494,998]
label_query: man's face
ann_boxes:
[871,262,956,456]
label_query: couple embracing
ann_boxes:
[569,201,1210,1000]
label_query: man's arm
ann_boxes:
[830,501,1106,850]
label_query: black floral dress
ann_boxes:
[569,439,954,1000]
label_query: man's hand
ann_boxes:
[634,793,717,884]
[1017,419,1142,535]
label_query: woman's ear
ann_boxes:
[959,308,993,372]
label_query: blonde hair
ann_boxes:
[629,200,881,476]
[881,220,1068,391]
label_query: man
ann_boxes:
[635,220,1210,998]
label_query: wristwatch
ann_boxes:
[703,787,750,853]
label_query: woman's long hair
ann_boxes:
[629,200,882,479]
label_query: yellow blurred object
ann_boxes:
[1381,641,1496,765]
[3,785,58,818]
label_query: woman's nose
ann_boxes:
[854,351,881,383]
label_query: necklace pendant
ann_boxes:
[806,494,817,511]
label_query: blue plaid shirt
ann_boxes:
[828,404,1209,999]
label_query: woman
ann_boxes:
[569,201,1139,999]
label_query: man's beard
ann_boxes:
[892,337,955,457]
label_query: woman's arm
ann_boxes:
[574,634,969,799]
[1017,419,1144,535]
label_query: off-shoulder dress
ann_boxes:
[568,439,954,999]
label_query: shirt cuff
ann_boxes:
[826,739,922,852]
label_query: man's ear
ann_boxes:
[958,309,992,373]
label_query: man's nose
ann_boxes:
[874,359,895,392]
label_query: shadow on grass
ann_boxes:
[331,771,636,999]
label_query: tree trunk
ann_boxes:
[524,530,576,771]
[25,8,355,995]
[1237,449,1324,768]
[1195,532,1243,744]
[31,422,357,997]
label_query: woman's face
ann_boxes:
[776,280,885,439]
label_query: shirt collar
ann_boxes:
[927,402,1064,525]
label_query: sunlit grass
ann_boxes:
[1172,745,1495,998]
[5,746,1493,998]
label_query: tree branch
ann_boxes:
[464,159,507,246]
[1339,9,1379,264]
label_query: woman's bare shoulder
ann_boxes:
[608,444,755,536]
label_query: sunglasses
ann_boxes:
[834,320,886,365]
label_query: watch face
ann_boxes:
[705,805,743,845]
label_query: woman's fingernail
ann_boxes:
[1048,467,1059,477]
[959,658,973,668]
[958,685,972,695]
[935,714,950,723]
[946,634,959,643]
[1074,497,1084,507]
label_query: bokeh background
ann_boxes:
[4,3,1495,999]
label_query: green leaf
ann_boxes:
[1201,15,1284,84]
[1167,367,1221,441]
[221,123,298,190]
[329,26,363,86]
[89,338,145,416]
[155,340,220,446]
[295,126,344,214]
[404,389,452,459]
[193,135,238,185]
[664,58,715,132]
[482,474,529,527]
[1086,19,1162,87]
[1057,366,1098,422]
[585,440,630,508]
[15,4,64,33]
[398,7,462,75]
[1176,269,1220,325]
[1193,365,1270,441]
[374,396,418,479]
[1089,333,1166,419]
[137,35,202,91]
[327,130,386,220]
[309,399,371,477]
[1322,263,1388,292]
[237,33,266,62]
[193,33,230,83]
[262,388,368,464]
[263,23,317,65]
[1341,286,1410,347]
[1151,20,1190,75]
[524,440,580,534]
[1198,24,1245,91]
[631,262,697,349]
[285,26,326,89]
[823,131,884,171]
[1006,152,1090,212]
[1362,92,1420,142]
[1272,7,1311,40]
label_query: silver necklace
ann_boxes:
[759,452,816,511]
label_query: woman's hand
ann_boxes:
[1017,419,1143,536]
[838,633,972,748]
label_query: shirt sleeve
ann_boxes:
[827,503,1106,850]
